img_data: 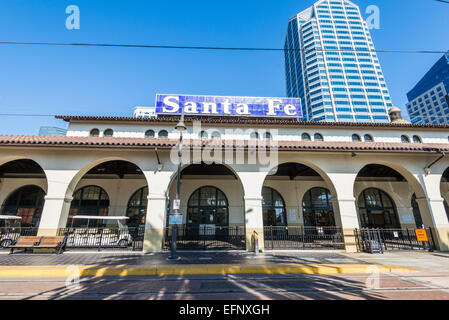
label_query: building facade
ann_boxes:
[284,0,392,123]
[1,105,449,253]
[406,52,449,125]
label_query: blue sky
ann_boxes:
[0,0,447,134]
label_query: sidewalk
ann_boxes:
[1,250,447,277]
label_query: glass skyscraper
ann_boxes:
[284,0,392,122]
[406,52,449,125]
[38,126,67,136]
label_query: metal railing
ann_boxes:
[0,227,39,249]
[264,226,345,250]
[354,228,435,253]
[164,225,246,250]
[57,226,145,251]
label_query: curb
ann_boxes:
[0,264,416,277]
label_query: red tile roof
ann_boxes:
[55,115,449,130]
[0,135,447,154]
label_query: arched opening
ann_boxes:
[314,133,324,141]
[354,163,426,230]
[0,159,47,230]
[126,187,148,227]
[103,129,114,137]
[357,188,400,229]
[145,129,155,138]
[250,131,259,139]
[301,133,311,141]
[262,162,343,250]
[1,185,45,228]
[90,128,99,137]
[440,167,449,223]
[158,130,168,138]
[262,186,286,227]
[302,187,335,227]
[364,134,374,142]
[412,135,422,143]
[63,160,148,250]
[264,132,272,140]
[166,162,245,250]
[401,135,410,143]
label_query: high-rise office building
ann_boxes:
[284,0,392,122]
[406,52,449,125]
[38,126,67,136]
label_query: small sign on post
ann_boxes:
[173,199,180,211]
[169,214,183,225]
[415,229,429,242]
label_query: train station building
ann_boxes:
[1,97,449,253]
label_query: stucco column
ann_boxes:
[238,171,266,252]
[142,171,172,253]
[419,174,449,251]
[335,198,360,252]
[327,173,360,253]
[38,170,76,236]
[416,196,449,251]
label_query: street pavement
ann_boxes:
[1,272,449,300]
[0,250,448,300]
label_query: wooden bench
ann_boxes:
[9,236,42,254]
[34,236,66,254]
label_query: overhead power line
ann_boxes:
[0,113,55,117]
[0,41,446,55]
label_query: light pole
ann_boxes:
[168,111,186,260]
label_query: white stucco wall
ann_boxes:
[66,121,449,144]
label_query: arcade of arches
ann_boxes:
[1,158,449,252]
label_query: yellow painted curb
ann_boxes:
[0,264,416,277]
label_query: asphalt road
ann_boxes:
[1,272,449,300]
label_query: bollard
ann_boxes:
[253,231,259,255]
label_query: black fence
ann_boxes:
[57,226,145,251]
[264,226,345,250]
[0,227,39,249]
[164,225,246,250]
[355,228,435,253]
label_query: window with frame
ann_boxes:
[103,129,114,137]
[90,129,100,137]
[302,133,311,141]
[262,187,287,227]
[145,130,155,138]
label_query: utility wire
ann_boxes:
[0,113,55,117]
[0,41,446,54]
[1,113,449,122]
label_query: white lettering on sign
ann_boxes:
[162,96,180,113]
[267,99,282,116]
[155,94,302,118]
